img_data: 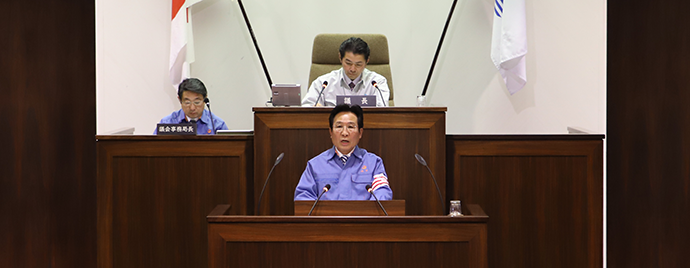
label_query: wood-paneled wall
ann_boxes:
[96,136,253,268]
[447,135,603,268]
[608,0,690,266]
[1,0,96,267]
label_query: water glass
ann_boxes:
[449,200,463,217]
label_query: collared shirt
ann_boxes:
[334,147,353,159]
[294,146,393,201]
[154,109,228,135]
[301,68,390,107]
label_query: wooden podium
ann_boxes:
[207,204,488,268]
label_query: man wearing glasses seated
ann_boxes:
[154,78,228,135]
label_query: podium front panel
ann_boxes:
[208,204,488,268]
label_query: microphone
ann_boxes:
[204,98,217,134]
[414,153,445,214]
[366,184,388,216]
[371,80,387,107]
[307,184,331,216]
[314,81,328,107]
[256,152,285,215]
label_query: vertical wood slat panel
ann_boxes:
[1,0,96,267]
[608,0,690,266]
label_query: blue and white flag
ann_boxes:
[491,0,527,95]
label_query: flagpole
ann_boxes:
[237,0,273,91]
[421,0,459,96]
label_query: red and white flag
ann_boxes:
[371,173,389,191]
[170,0,203,89]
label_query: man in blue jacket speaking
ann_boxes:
[294,104,392,201]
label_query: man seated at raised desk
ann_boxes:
[294,104,392,200]
[154,78,228,135]
[301,37,390,107]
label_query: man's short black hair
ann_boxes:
[339,37,370,61]
[177,78,208,99]
[329,104,364,130]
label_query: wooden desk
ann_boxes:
[96,135,253,268]
[253,107,447,216]
[207,204,488,268]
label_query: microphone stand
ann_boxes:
[308,184,331,216]
[371,81,387,107]
[204,98,216,134]
[366,185,389,216]
[256,152,284,215]
[314,81,328,107]
[415,154,446,214]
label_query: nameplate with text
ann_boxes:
[156,123,197,135]
[336,95,377,107]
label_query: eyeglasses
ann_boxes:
[182,100,204,107]
[333,124,358,133]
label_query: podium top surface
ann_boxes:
[252,107,447,113]
[207,204,488,223]
[95,135,253,141]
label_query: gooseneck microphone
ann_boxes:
[256,152,285,215]
[414,153,445,214]
[307,184,331,216]
[366,184,389,216]
[314,81,328,106]
[204,98,216,134]
[371,80,387,107]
